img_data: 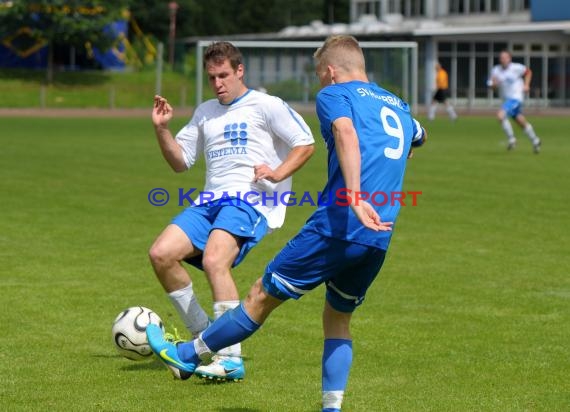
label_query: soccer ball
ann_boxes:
[111,306,164,361]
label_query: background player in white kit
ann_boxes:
[149,41,314,381]
[488,50,541,153]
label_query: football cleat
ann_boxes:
[147,324,196,380]
[163,327,193,379]
[164,326,185,344]
[194,355,245,382]
[533,138,541,154]
[507,140,516,151]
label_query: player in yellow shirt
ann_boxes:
[428,62,458,121]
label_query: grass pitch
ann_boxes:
[0,114,568,411]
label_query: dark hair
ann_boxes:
[203,41,243,70]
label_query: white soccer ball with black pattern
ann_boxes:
[112,306,164,361]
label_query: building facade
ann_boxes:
[276,0,570,108]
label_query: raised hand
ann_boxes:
[152,95,173,127]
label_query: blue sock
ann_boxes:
[202,302,260,351]
[177,340,200,364]
[177,303,260,363]
[322,338,352,412]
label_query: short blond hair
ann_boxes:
[314,35,365,73]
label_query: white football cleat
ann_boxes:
[194,355,245,382]
[533,138,541,154]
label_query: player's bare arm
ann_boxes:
[523,69,532,93]
[332,116,392,232]
[151,95,187,173]
[253,144,314,183]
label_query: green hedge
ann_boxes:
[0,69,194,108]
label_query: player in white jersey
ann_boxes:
[149,41,314,381]
[488,50,541,153]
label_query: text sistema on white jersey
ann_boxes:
[174,89,314,229]
[490,62,527,102]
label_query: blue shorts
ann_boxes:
[262,227,387,313]
[502,99,522,118]
[172,199,268,270]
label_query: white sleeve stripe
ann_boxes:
[412,119,424,141]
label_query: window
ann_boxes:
[469,0,486,13]
[457,42,471,53]
[449,0,465,14]
[547,57,564,102]
[566,57,570,104]
[438,42,452,53]
[475,43,489,52]
[509,0,530,12]
[456,57,470,98]
[549,44,560,53]
[529,57,543,99]
[356,0,379,18]
[514,43,525,51]
[388,0,399,13]
[493,42,508,53]
[475,56,490,97]
[400,0,425,17]
[449,0,501,14]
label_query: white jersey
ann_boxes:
[490,62,527,102]
[175,89,314,229]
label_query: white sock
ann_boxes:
[446,105,457,120]
[524,123,539,144]
[213,300,241,360]
[168,283,210,338]
[323,391,344,411]
[501,118,515,142]
[428,103,437,120]
[194,334,214,363]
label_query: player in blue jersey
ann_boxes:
[147,35,426,411]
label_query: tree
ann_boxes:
[0,0,130,83]
[130,0,350,40]
[323,0,349,24]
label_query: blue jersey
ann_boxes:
[306,80,423,250]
